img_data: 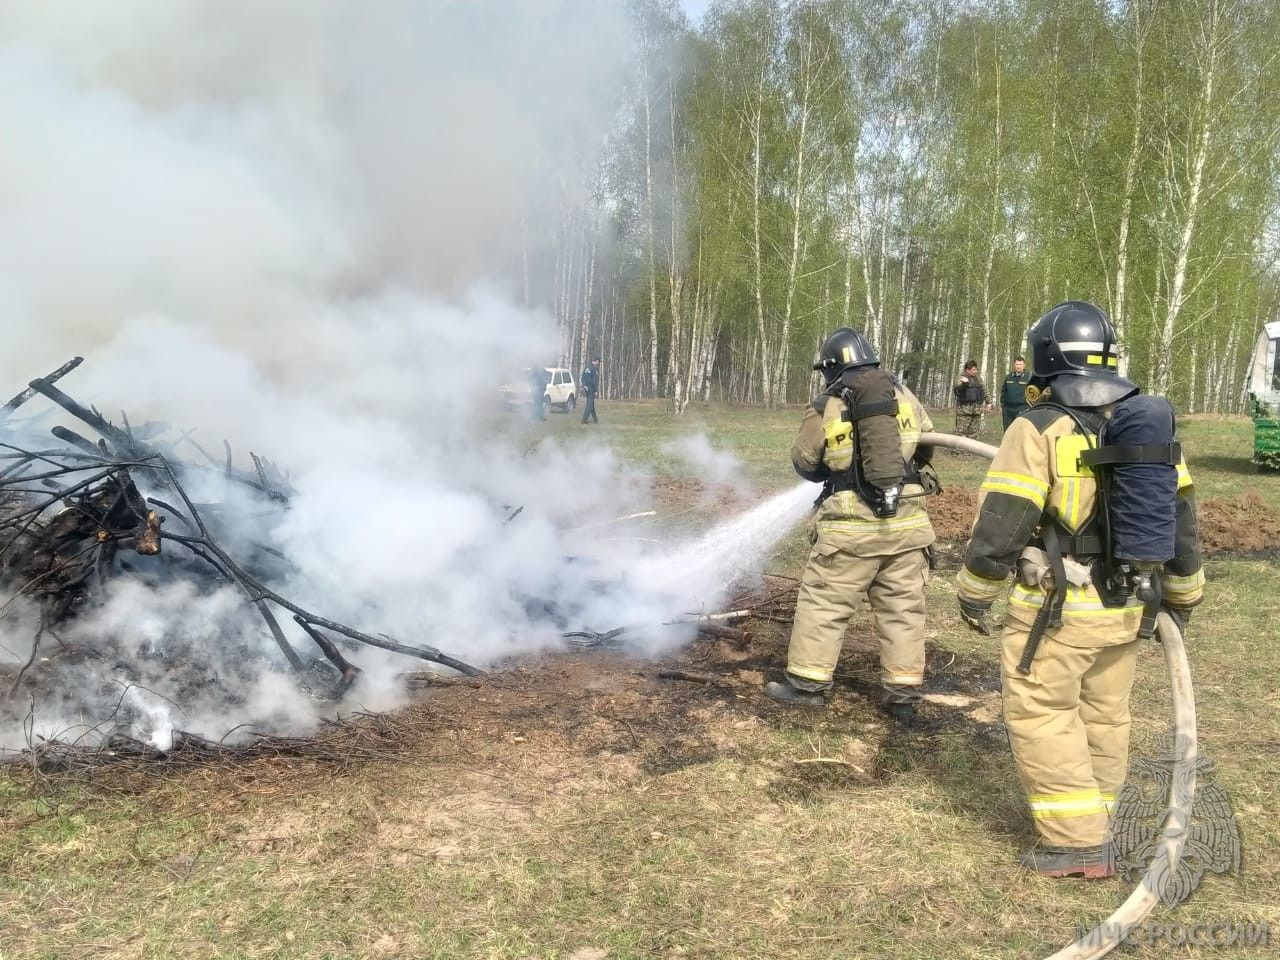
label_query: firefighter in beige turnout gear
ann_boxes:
[764,327,937,725]
[956,302,1204,878]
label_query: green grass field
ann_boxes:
[2,402,1277,960]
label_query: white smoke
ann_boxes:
[661,434,750,494]
[0,1,807,754]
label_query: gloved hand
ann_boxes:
[958,597,994,636]
[1160,605,1192,636]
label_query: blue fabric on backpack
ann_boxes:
[1103,395,1178,563]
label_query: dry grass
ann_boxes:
[2,403,1278,960]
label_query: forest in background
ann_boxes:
[517,0,1279,412]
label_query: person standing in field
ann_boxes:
[954,301,1203,878]
[954,360,992,440]
[580,357,601,425]
[1001,356,1031,431]
[763,326,938,726]
[529,366,550,421]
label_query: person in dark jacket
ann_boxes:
[580,358,601,424]
[529,366,550,421]
[1001,356,1031,430]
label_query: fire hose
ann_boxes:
[920,432,1198,960]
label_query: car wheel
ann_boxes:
[566,394,576,412]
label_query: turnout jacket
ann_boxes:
[956,402,1204,644]
[791,382,936,557]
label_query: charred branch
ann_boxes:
[0,357,83,421]
[1,360,483,723]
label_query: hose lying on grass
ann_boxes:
[920,431,1198,960]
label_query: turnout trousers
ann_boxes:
[1000,622,1140,847]
[786,542,928,701]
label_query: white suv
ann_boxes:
[541,368,577,415]
[503,367,577,416]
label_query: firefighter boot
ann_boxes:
[763,679,827,709]
[1017,844,1115,879]
[879,701,917,728]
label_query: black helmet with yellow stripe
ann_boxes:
[1027,301,1138,407]
[814,327,879,385]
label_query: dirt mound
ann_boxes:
[927,486,977,541]
[926,485,1280,556]
[1198,490,1280,554]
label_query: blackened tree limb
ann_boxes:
[0,468,119,559]
[255,601,307,673]
[8,612,48,696]
[1,358,83,421]
[50,427,101,458]
[0,541,100,620]
[28,379,144,456]
[292,616,361,689]
[155,458,482,677]
[154,529,305,673]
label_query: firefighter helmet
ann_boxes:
[814,327,879,385]
[1027,301,1138,407]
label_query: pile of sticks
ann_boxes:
[0,358,481,709]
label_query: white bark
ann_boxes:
[1154,0,1222,394]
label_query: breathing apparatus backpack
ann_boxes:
[1017,393,1180,671]
[818,367,933,517]
[1081,394,1181,625]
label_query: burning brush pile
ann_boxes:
[0,358,482,765]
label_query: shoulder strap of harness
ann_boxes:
[1080,442,1181,467]
[840,393,898,423]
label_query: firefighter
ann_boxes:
[1001,356,1031,430]
[764,327,938,725]
[954,360,992,440]
[955,301,1204,878]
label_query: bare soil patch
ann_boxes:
[926,485,977,541]
[1198,489,1280,555]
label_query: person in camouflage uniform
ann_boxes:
[953,360,992,440]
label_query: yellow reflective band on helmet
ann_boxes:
[1086,354,1104,365]
[980,471,1050,509]
[1107,356,1118,368]
[1176,459,1193,490]
[957,565,1006,602]
[841,345,854,364]
[1055,434,1095,478]
[1028,789,1106,819]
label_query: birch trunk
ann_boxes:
[1154,0,1222,394]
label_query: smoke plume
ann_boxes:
[0,1,806,754]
